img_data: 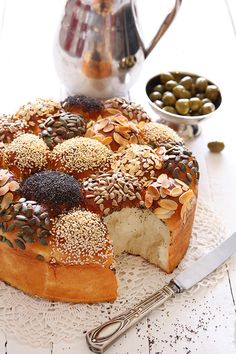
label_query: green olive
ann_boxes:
[201,102,215,115]
[173,85,184,98]
[162,91,176,106]
[154,100,164,109]
[205,85,219,102]
[150,72,220,117]
[165,80,178,91]
[179,76,193,90]
[201,98,211,105]
[189,97,201,111]
[175,99,190,115]
[207,141,225,153]
[149,91,162,101]
[196,93,205,100]
[191,83,196,96]
[163,106,177,114]
[153,84,165,93]
[183,89,191,99]
[173,85,191,99]
[160,72,174,84]
[195,77,208,92]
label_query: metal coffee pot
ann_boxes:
[54,0,182,99]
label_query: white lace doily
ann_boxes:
[0,199,228,347]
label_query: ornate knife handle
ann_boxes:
[86,281,180,353]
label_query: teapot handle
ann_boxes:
[132,0,182,58]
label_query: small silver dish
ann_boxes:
[145,71,222,138]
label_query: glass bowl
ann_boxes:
[145,71,222,138]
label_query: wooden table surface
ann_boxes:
[0,0,235,353]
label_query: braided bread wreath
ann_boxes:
[0,96,199,303]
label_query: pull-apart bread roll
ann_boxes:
[0,96,199,303]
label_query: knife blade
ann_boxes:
[86,231,236,354]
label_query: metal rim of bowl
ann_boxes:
[145,71,222,126]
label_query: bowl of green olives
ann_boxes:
[146,71,222,136]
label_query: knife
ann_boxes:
[86,231,236,353]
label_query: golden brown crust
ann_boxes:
[167,202,196,273]
[0,246,117,303]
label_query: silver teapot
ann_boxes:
[54,0,182,99]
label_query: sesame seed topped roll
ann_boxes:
[141,122,183,148]
[50,209,113,267]
[3,134,50,180]
[50,137,114,179]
